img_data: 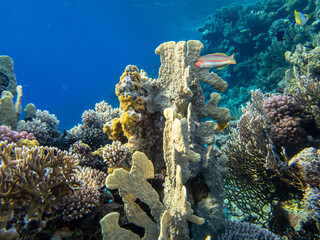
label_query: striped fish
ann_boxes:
[194,53,236,69]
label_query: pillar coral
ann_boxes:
[0,85,22,129]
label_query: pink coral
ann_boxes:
[0,125,35,142]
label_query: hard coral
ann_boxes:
[0,125,35,142]
[102,141,130,168]
[217,220,281,240]
[264,95,306,152]
[60,166,106,221]
[0,141,79,232]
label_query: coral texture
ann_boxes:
[102,140,130,168]
[0,125,35,142]
[68,101,119,149]
[60,167,107,221]
[217,220,281,240]
[0,141,79,230]
[264,95,305,151]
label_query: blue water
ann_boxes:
[1,0,253,129]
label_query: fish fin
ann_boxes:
[217,65,229,70]
[294,10,301,25]
[217,122,228,132]
[207,53,228,57]
[229,53,236,64]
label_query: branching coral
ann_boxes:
[0,141,80,233]
[60,166,107,221]
[285,44,320,79]
[17,109,61,147]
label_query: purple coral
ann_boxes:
[0,125,35,142]
[263,95,305,151]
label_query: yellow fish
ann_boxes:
[205,236,211,240]
[294,10,309,26]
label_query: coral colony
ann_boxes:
[1,0,320,239]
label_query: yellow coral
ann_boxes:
[120,112,139,138]
[103,118,123,141]
[119,95,145,112]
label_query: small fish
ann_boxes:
[294,10,309,26]
[194,53,236,69]
[205,236,211,240]
[275,30,285,41]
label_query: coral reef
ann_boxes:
[68,101,119,150]
[263,95,306,153]
[102,141,130,168]
[0,141,80,237]
[100,40,229,239]
[197,0,319,113]
[0,125,35,142]
[17,109,61,147]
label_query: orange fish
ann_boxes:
[194,53,236,69]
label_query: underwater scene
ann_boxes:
[0,0,320,239]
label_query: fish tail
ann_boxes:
[229,53,236,64]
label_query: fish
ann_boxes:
[205,236,211,240]
[294,10,309,26]
[194,53,236,69]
